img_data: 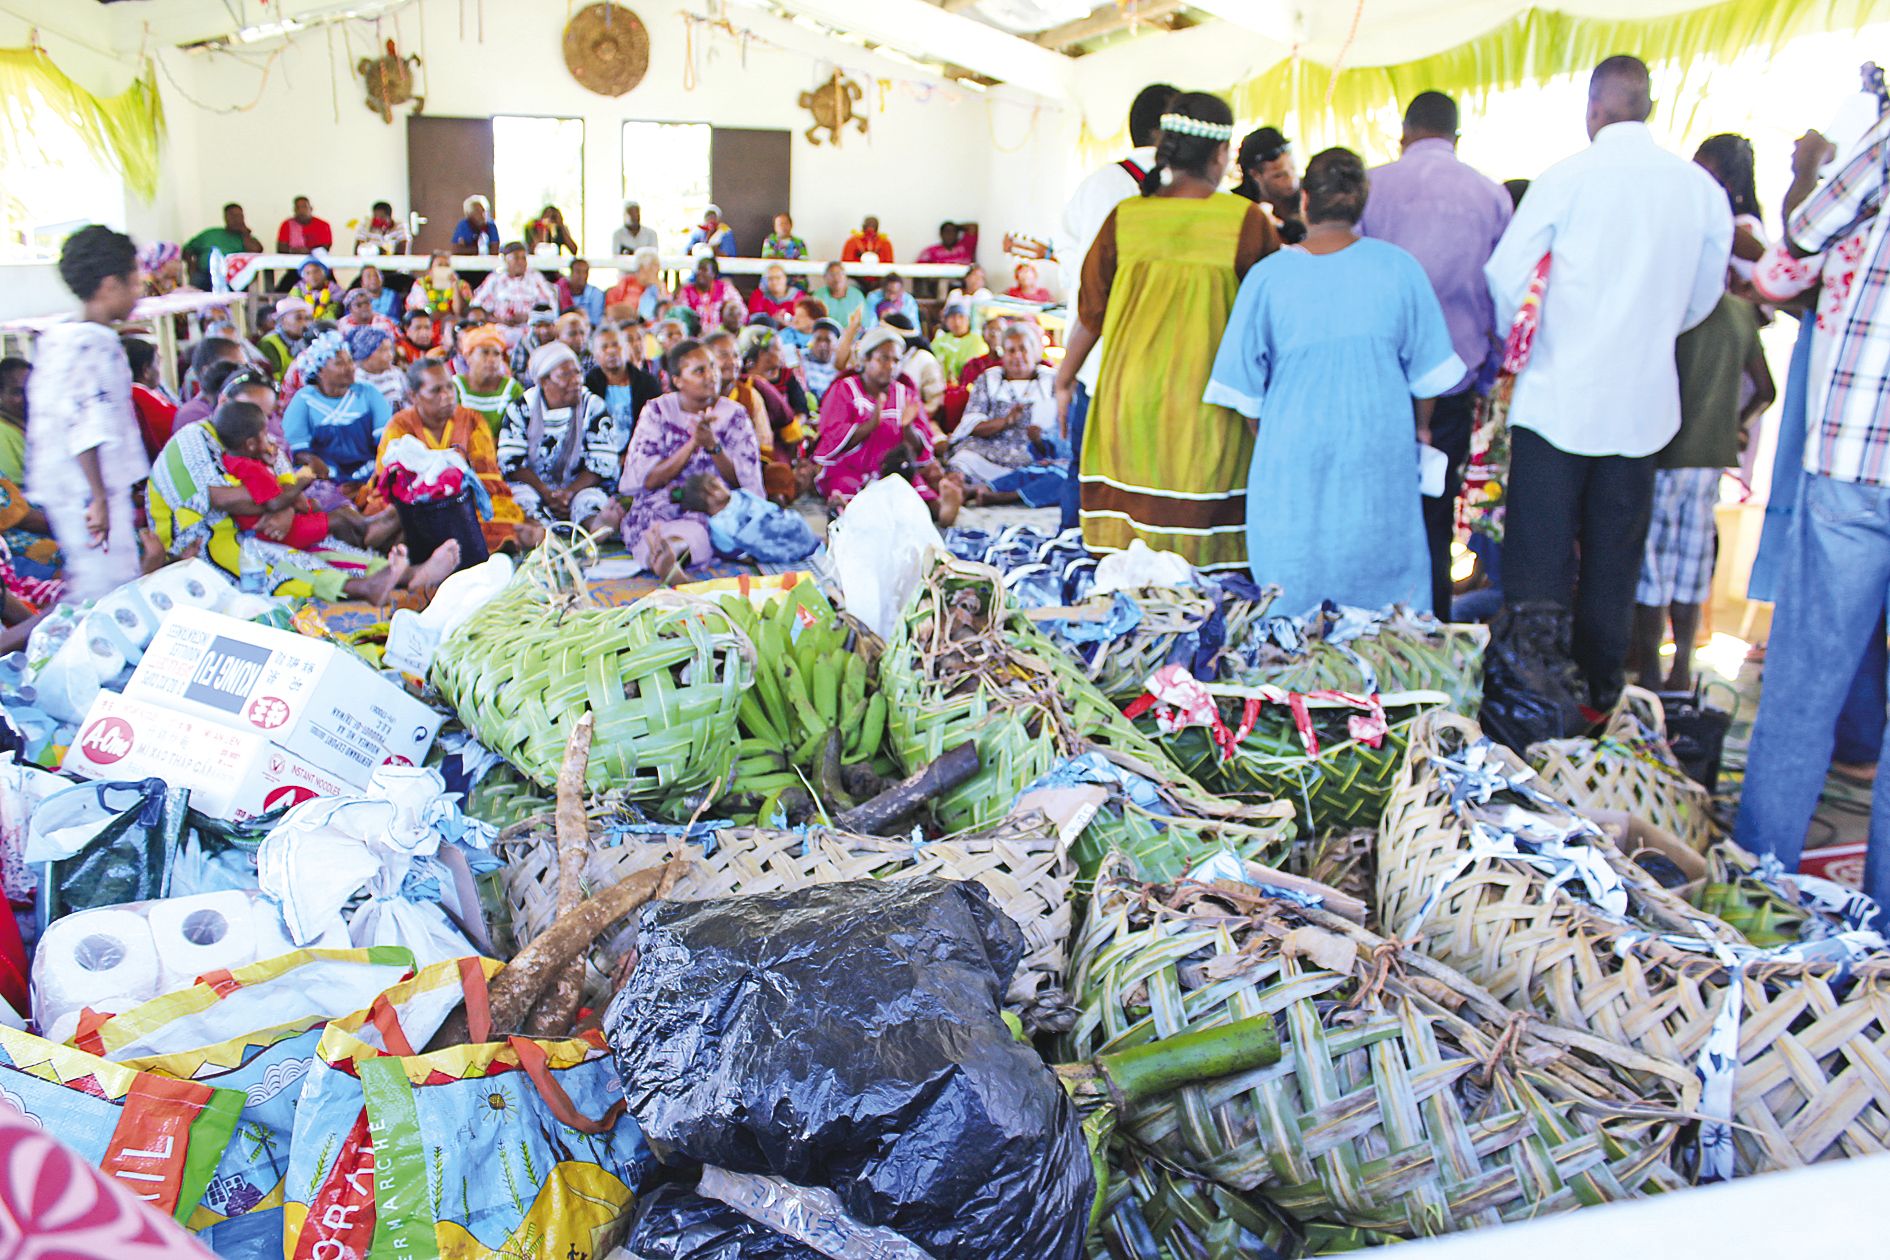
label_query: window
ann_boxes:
[622,121,712,252]
[0,85,128,261]
[492,116,585,250]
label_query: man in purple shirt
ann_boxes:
[1359,91,1512,617]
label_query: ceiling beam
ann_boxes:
[1177,0,1299,43]
[737,0,1076,98]
[937,0,986,12]
[1033,0,1186,50]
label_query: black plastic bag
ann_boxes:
[605,878,1094,1260]
[1480,602,1585,752]
[624,1184,825,1260]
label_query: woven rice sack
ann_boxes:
[1065,865,1689,1236]
[1527,686,1718,853]
[432,573,751,803]
[1379,710,1890,1177]
[497,813,1076,1030]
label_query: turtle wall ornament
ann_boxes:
[358,38,423,124]
[800,72,867,146]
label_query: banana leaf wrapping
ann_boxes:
[1527,686,1719,853]
[1035,584,1278,704]
[1379,710,1890,1177]
[496,813,1077,1030]
[1089,1147,1303,1260]
[430,565,752,801]
[1146,686,1450,836]
[1226,605,1488,719]
[1065,865,1691,1237]
[881,556,1290,861]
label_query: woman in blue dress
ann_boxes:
[1205,148,1465,615]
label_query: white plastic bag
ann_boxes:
[383,553,514,675]
[829,476,942,641]
[1091,540,1194,595]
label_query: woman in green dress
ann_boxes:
[1054,91,1279,572]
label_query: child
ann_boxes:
[676,471,819,564]
[26,225,147,603]
[1005,262,1052,304]
[215,401,329,551]
[397,308,437,365]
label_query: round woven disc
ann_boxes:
[563,3,649,97]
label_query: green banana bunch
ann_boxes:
[718,585,898,824]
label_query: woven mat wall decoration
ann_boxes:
[564,3,650,97]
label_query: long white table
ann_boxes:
[0,289,250,394]
[221,252,970,293]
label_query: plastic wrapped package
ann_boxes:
[605,878,1094,1260]
[625,1183,826,1260]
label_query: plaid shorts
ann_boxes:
[1636,466,1721,606]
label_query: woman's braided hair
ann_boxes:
[1139,91,1236,197]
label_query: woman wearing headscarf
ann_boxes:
[496,341,625,536]
[1207,148,1461,613]
[618,338,763,579]
[453,324,525,437]
[280,331,393,497]
[811,325,961,523]
[348,326,406,409]
[138,241,185,296]
[1054,91,1281,571]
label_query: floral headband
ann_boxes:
[1160,113,1234,142]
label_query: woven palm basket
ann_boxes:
[1379,710,1890,1175]
[1089,1147,1302,1260]
[1150,688,1449,836]
[431,560,752,802]
[496,812,1076,1029]
[1065,865,1689,1237]
[881,555,1287,849]
[1527,686,1718,853]
[1227,606,1489,719]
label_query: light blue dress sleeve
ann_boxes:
[1203,263,1272,420]
[1398,254,1468,398]
[362,383,393,438]
[281,391,312,453]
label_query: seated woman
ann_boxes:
[706,330,793,463]
[718,297,748,337]
[618,339,763,581]
[863,273,919,329]
[526,204,579,255]
[280,331,393,502]
[606,247,667,322]
[357,264,399,318]
[396,308,438,365]
[811,326,962,525]
[585,321,661,437]
[678,257,739,326]
[407,250,472,318]
[371,359,543,554]
[0,477,62,612]
[1004,262,1053,303]
[948,320,1065,507]
[289,258,340,321]
[497,342,627,537]
[748,264,804,320]
[452,324,525,436]
[882,315,947,417]
[148,400,450,605]
[349,327,407,409]
[930,296,987,382]
[339,287,401,338]
[740,327,811,454]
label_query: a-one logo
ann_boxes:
[263,784,318,811]
[247,695,292,730]
[80,716,135,765]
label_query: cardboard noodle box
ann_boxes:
[122,607,442,785]
[62,691,353,821]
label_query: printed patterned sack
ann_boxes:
[284,956,656,1260]
[74,947,419,1259]
[0,1023,243,1227]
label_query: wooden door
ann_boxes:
[407,116,495,254]
[710,128,791,263]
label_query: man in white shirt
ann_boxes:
[1047,82,1174,532]
[1484,55,1731,709]
[612,201,659,256]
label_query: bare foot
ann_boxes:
[933,477,965,528]
[404,538,461,600]
[363,508,403,551]
[644,526,686,584]
[581,499,626,541]
[512,520,546,550]
[349,544,410,605]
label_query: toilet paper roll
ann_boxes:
[82,609,141,669]
[147,891,257,991]
[28,631,102,725]
[92,585,161,651]
[32,908,160,1034]
[138,559,231,615]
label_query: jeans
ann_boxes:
[1500,427,1657,709]
[1060,382,1089,533]
[1836,617,1889,766]
[1423,391,1477,619]
[1735,473,1890,920]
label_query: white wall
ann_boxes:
[149,0,1056,282]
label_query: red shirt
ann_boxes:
[1005,285,1053,303]
[841,232,894,263]
[225,453,328,548]
[131,384,177,460]
[747,286,805,320]
[276,216,334,252]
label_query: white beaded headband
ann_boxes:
[1160,113,1234,141]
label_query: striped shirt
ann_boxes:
[1789,112,1890,485]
